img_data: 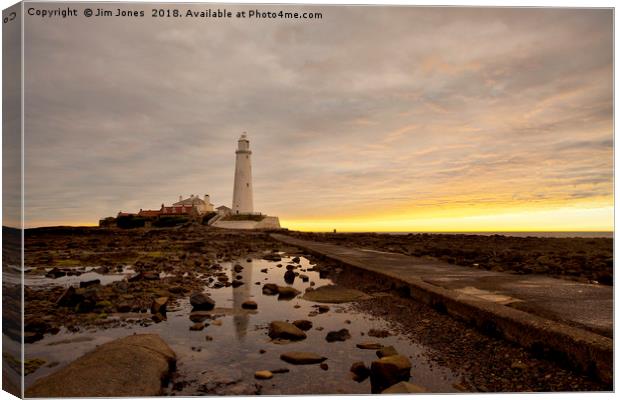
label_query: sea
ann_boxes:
[382,231,613,238]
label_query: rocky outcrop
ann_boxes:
[381,381,427,393]
[25,334,176,397]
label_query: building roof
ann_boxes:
[173,197,207,206]
[217,205,231,210]
[138,209,161,218]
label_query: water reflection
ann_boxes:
[232,259,253,340]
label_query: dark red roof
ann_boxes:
[138,210,161,218]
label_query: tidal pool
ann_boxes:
[25,255,459,395]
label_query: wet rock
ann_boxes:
[233,264,244,273]
[46,268,66,279]
[24,331,44,343]
[382,381,427,393]
[231,280,244,288]
[254,370,273,380]
[292,256,301,263]
[79,279,100,288]
[241,301,258,310]
[356,342,383,350]
[141,272,160,280]
[268,321,307,341]
[280,352,327,365]
[292,320,313,331]
[302,285,369,303]
[262,283,279,296]
[318,305,330,313]
[270,368,289,374]
[190,292,215,311]
[285,264,297,271]
[190,322,206,331]
[150,297,168,314]
[325,329,351,342]
[350,361,370,382]
[368,329,391,338]
[94,266,110,274]
[116,303,132,313]
[189,311,211,323]
[376,345,398,358]
[56,286,82,307]
[152,313,165,323]
[277,286,300,300]
[25,334,176,397]
[284,270,295,284]
[263,253,281,262]
[370,355,412,394]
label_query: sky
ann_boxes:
[20,4,613,231]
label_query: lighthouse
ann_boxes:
[232,133,254,214]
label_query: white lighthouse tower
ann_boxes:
[232,133,254,214]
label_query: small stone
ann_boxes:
[277,286,300,300]
[280,352,327,365]
[254,370,273,380]
[262,283,279,296]
[268,321,307,340]
[189,311,211,323]
[190,322,205,331]
[211,320,222,326]
[300,274,309,282]
[270,368,289,374]
[190,292,215,311]
[318,305,330,313]
[325,329,351,342]
[205,335,213,341]
[259,349,266,354]
[368,329,391,338]
[231,280,244,288]
[233,264,244,273]
[320,363,329,371]
[150,297,168,314]
[370,355,412,393]
[376,345,398,358]
[260,268,268,273]
[350,361,370,381]
[284,270,295,284]
[357,342,383,350]
[292,320,313,331]
[511,360,528,371]
[79,279,100,288]
[241,300,258,310]
[291,257,301,263]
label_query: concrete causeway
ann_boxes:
[271,234,613,384]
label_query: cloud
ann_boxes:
[21,5,613,228]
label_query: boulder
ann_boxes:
[292,320,313,331]
[370,355,412,393]
[25,334,176,397]
[262,284,279,296]
[268,321,306,340]
[151,297,168,315]
[190,292,215,311]
[277,286,300,300]
[381,381,427,393]
[325,329,351,342]
[280,352,327,365]
[241,300,258,310]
